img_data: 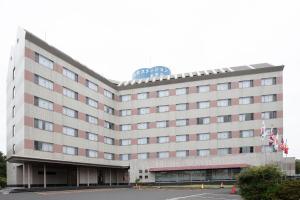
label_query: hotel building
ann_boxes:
[6,28,295,188]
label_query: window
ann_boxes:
[261,111,277,120]
[240,146,254,154]
[217,131,231,139]
[261,77,276,86]
[104,153,114,160]
[262,145,275,153]
[12,106,15,118]
[176,135,188,142]
[104,105,114,115]
[86,132,98,141]
[34,119,53,132]
[198,101,210,109]
[86,115,98,124]
[120,124,132,131]
[157,105,169,113]
[157,90,169,97]
[120,139,131,146]
[34,141,53,152]
[176,103,188,111]
[13,67,16,80]
[218,148,231,156]
[104,121,114,130]
[217,99,231,107]
[176,119,188,127]
[62,126,77,137]
[138,107,150,115]
[265,128,278,136]
[137,122,148,130]
[120,154,130,161]
[197,117,210,125]
[198,133,210,141]
[239,97,253,105]
[86,80,98,91]
[120,94,131,102]
[217,115,232,123]
[262,94,277,103]
[240,130,254,138]
[239,80,253,88]
[63,68,78,81]
[86,97,98,108]
[239,113,254,121]
[12,125,15,137]
[217,82,231,91]
[34,75,53,90]
[63,107,78,118]
[35,53,53,69]
[104,90,114,99]
[34,97,53,111]
[138,153,148,160]
[63,146,78,155]
[176,150,188,158]
[63,87,78,100]
[198,85,209,93]
[120,109,131,116]
[137,92,148,100]
[176,87,188,95]
[138,138,149,145]
[157,136,169,144]
[156,121,168,128]
[86,149,98,158]
[198,149,210,157]
[104,137,114,145]
[157,151,169,158]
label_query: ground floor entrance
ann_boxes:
[13,162,129,188]
[154,168,242,183]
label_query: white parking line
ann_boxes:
[166,193,240,200]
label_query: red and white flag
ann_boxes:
[284,139,289,154]
[260,121,267,139]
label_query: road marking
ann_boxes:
[166,193,240,200]
[166,193,208,200]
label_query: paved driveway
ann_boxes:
[0,188,242,200]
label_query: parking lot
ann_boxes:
[0,188,242,200]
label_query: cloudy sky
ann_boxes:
[0,0,299,158]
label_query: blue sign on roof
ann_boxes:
[132,66,171,80]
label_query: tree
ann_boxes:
[237,165,283,200]
[0,151,6,178]
[296,159,300,174]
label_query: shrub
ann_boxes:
[272,180,300,200]
[237,165,283,200]
[0,177,6,188]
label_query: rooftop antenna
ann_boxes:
[44,32,47,41]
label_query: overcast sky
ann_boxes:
[0,0,299,158]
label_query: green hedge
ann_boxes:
[0,177,6,188]
[272,180,300,200]
[237,165,282,200]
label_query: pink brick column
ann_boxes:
[98,103,104,111]
[254,96,260,104]
[78,130,86,139]
[114,154,119,161]
[232,98,239,106]
[24,116,34,127]
[54,124,63,133]
[149,91,157,98]
[78,94,85,103]
[189,86,197,94]
[53,83,63,93]
[132,94,137,100]
[53,63,63,73]
[189,102,197,110]
[170,105,176,111]
[149,152,156,159]
[232,131,240,138]
[211,132,217,140]
[231,82,238,89]
[169,120,176,127]
[170,136,176,142]
[131,153,137,160]
[131,138,137,145]
[149,122,156,129]
[78,76,85,86]
[98,152,104,159]
[189,118,197,126]
[25,48,35,60]
[54,104,63,113]
[210,149,217,156]
[210,84,216,91]
[54,144,62,153]
[232,115,239,122]
[149,137,157,144]
[277,93,283,101]
[78,112,85,121]
[24,139,34,149]
[79,148,85,156]
[99,87,104,95]
[99,135,104,143]
[254,129,261,137]
[276,76,283,84]
[132,108,138,115]
[189,134,197,141]
[150,107,156,114]
[189,150,197,156]
[170,89,176,96]
[254,79,261,87]
[24,93,34,104]
[254,113,261,120]
[232,147,240,154]
[24,70,34,81]
[254,146,262,153]
[211,117,217,124]
[277,111,283,118]
[170,151,176,158]
[210,100,217,107]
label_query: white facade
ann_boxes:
[6,28,295,187]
